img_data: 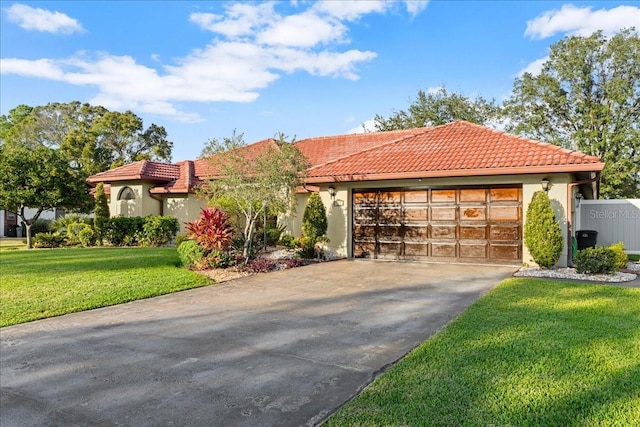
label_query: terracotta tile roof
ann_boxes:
[304,121,604,183]
[86,160,180,184]
[150,161,203,194]
[194,138,279,179]
[295,128,426,167]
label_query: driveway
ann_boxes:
[1,260,516,426]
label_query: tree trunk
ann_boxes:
[25,223,32,250]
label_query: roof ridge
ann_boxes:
[307,126,435,172]
[297,127,423,144]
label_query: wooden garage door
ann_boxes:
[353,187,522,263]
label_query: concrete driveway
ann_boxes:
[1,260,516,427]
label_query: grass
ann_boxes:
[0,238,26,251]
[0,247,211,327]
[326,278,640,426]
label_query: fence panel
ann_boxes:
[576,199,640,254]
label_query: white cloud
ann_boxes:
[516,56,549,77]
[6,3,83,34]
[403,0,430,17]
[347,118,377,134]
[257,11,347,47]
[1,1,427,122]
[525,4,640,39]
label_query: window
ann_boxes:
[118,186,136,201]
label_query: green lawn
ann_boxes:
[326,278,640,426]
[0,247,211,327]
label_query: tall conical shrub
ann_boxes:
[524,190,563,268]
[94,182,110,245]
[302,193,328,239]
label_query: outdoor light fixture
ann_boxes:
[328,186,337,200]
[575,192,583,207]
[541,178,551,192]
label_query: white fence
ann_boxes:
[575,199,640,254]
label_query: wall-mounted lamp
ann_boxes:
[575,192,583,207]
[541,178,551,192]
[328,186,336,200]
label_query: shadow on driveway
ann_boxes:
[1,260,517,426]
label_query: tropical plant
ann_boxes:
[524,191,564,268]
[186,207,234,254]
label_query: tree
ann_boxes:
[524,191,564,268]
[0,145,89,249]
[302,193,328,240]
[200,132,308,259]
[93,182,110,245]
[374,86,500,131]
[198,129,244,159]
[1,102,173,174]
[504,28,640,198]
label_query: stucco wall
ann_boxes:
[109,182,162,217]
[290,173,574,266]
[163,195,207,234]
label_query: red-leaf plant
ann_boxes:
[186,207,234,253]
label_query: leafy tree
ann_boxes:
[374,86,500,131]
[200,132,308,259]
[93,182,110,245]
[198,129,244,159]
[302,193,328,240]
[504,28,640,198]
[524,191,564,268]
[0,102,173,173]
[0,145,89,248]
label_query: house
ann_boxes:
[0,208,65,237]
[87,121,605,267]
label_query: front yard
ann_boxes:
[0,247,210,327]
[326,278,640,426]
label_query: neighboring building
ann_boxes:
[0,208,65,237]
[87,121,605,267]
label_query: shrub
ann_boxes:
[177,240,204,269]
[78,227,97,247]
[247,258,276,273]
[608,242,629,270]
[186,207,234,253]
[206,249,235,269]
[30,219,54,236]
[139,216,179,247]
[574,246,617,274]
[66,223,91,246]
[302,193,328,240]
[279,234,295,248]
[32,232,65,248]
[524,191,564,268]
[103,216,145,246]
[52,214,92,231]
[281,258,304,269]
[175,234,189,247]
[94,182,110,245]
[294,235,316,259]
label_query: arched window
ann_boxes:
[118,186,136,201]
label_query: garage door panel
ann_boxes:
[490,244,520,260]
[431,207,456,221]
[378,242,402,258]
[460,243,488,258]
[460,188,487,202]
[404,190,428,203]
[460,225,486,240]
[432,225,457,239]
[491,188,521,201]
[404,243,429,257]
[432,243,457,257]
[378,226,402,239]
[431,189,456,202]
[404,208,428,222]
[490,206,520,221]
[354,225,376,239]
[461,207,486,220]
[404,226,428,240]
[490,225,520,241]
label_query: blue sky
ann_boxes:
[1,1,638,162]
